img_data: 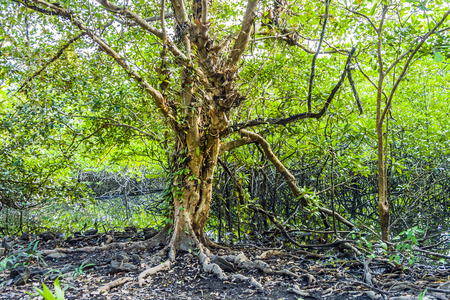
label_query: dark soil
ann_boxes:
[1,230,449,300]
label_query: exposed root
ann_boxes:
[257,249,320,264]
[287,285,311,297]
[222,252,300,278]
[338,240,362,256]
[203,236,230,250]
[145,225,171,247]
[98,277,133,292]
[41,242,135,255]
[231,273,263,291]
[303,273,316,285]
[189,250,304,293]
[256,249,284,259]
[41,227,171,256]
[138,259,171,287]
[198,247,228,280]
[40,223,310,295]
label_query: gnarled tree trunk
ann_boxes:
[166,133,220,257]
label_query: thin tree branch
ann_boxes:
[16,0,171,119]
[346,8,377,32]
[95,0,187,61]
[381,8,450,123]
[114,12,174,25]
[253,32,348,54]
[69,115,160,141]
[413,247,450,260]
[16,33,85,94]
[307,0,331,113]
[383,46,414,77]
[354,57,389,101]
[226,47,356,133]
[103,123,161,141]
[347,67,363,114]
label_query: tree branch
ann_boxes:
[103,123,161,141]
[254,33,348,55]
[218,137,255,156]
[239,129,355,229]
[95,0,187,61]
[346,8,377,32]
[114,12,174,25]
[161,0,167,43]
[354,57,389,101]
[16,0,170,119]
[227,47,356,133]
[307,0,331,113]
[347,67,363,114]
[239,129,305,201]
[170,0,191,53]
[381,8,450,123]
[16,33,85,94]
[227,0,260,68]
[383,46,413,77]
[202,0,208,24]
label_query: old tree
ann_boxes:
[2,0,450,283]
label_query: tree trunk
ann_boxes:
[376,123,390,242]
[165,130,220,257]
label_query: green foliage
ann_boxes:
[71,263,94,277]
[0,241,46,272]
[390,226,424,265]
[1,0,450,251]
[418,288,428,300]
[34,278,65,300]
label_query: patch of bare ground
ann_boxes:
[1,230,449,300]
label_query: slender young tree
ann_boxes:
[347,1,450,241]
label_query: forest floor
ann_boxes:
[0,229,449,300]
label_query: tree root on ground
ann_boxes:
[40,224,319,294]
[137,259,171,286]
[98,241,306,293]
[41,226,172,255]
[99,277,133,292]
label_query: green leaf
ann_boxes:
[42,282,56,300]
[196,147,200,157]
[434,51,444,63]
[34,287,45,298]
[53,278,65,300]
[369,3,377,16]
